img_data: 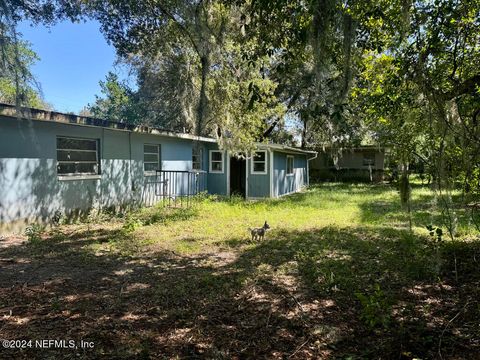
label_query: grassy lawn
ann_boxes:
[1,183,479,359]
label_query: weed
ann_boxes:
[426,225,444,275]
[426,224,444,243]
[355,284,391,330]
[24,223,43,243]
[295,250,320,291]
[52,210,63,226]
[122,216,144,233]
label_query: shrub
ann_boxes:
[51,210,63,226]
[122,216,144,233]
[24,223,43,243]
[355,284,391,330]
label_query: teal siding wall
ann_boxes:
[246,150,271,198]
[273,152,308,197]
[0,114,311,230]
[130,133,198,205]
[0,116,204,230]
[205,143,228,196]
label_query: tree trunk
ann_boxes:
[399,162,412,232]
[301,115,308,149]
[197,54,210,137]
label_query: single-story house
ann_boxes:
[0,103,316,231]
[309,146,387,182]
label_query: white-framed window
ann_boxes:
[56,136,100,176]
[209,150,224,173]
[144,144,161,173]
[251,150,267,174]
[286,155,294,175]
[192,147,203,170]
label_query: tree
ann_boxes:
[86,72,140,123]
[89,0,288,154]
[89,0,229,137]
[0,35,50,109]
[0,0,82,107]
[235,0,366,150]
[349,0,480,239]
[130,40,200,132]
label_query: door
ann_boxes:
[230,157,246,197]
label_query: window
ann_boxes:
[56,137,100,176]
[192,147,203,170]
[144,144,161,173]
[363,153,375,166]
[251,150,267,174]
[209,150,224,173]
[286,155,294,175]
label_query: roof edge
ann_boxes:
[0,103,216,143]
[258,143,318,155]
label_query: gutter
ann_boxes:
[306,152,318,187]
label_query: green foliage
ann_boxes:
[122,217,144,233]
[51,210,63,226]
[24,223,43,243]
[355,284,391,330]
[426,225,444,243]
[0,0,81,108]
[88,0,289,149]
[211,40,286,154]
[295,250,321,290]
[87,72,140,123]
[0,37,49,108]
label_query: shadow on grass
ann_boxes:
[0,224,479,359]
[357,189,476,232]
[135,204,200,226]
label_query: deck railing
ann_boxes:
[154,170,207,207]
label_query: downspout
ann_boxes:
[245,156,249,199]
[306,152,318,186]
[128,131,134,206]
[226,150,230,196]
[269,149,274,198]
[99,128,105,211]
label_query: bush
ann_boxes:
[122,216,144,233]
[355,284,391,330]
[24,223,44,243]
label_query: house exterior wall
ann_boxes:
[273,152,308,197]
[336,151,384,170]
[0,116,200,230]
[310,148,386,183]
[311,150,385,170]
[0,115,313,231]
[205,143,228,196]
[131,132,201,206]
[246,150,271,198]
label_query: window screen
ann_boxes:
[286,156,294,175]
[192,147,203,170]
[56,137,100,176]
[144,144,161,172]
[210,151,223,172]
[252,151,267,173]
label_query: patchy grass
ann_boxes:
[0,183,479,359]
[100,182,478,255]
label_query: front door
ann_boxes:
[230,157,246,197]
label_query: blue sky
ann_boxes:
[18,20,131,113]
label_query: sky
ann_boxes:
[17,20,131,114]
